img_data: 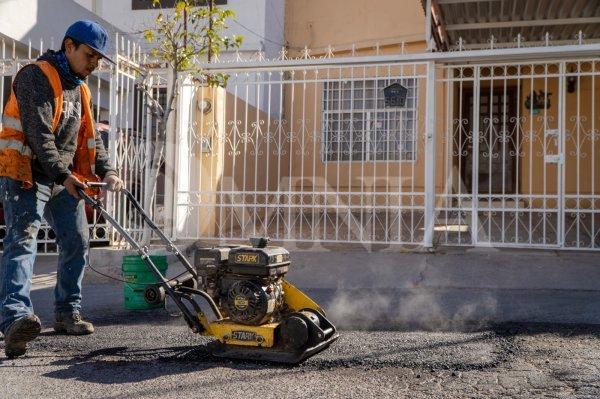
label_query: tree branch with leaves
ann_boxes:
[138,0,242,244]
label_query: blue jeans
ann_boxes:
[0,177,89,333]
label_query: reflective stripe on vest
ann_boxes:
[1,115,23,132]
[0,138,32,157]
[87,138,95,149]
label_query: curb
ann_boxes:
[88,244,600,292]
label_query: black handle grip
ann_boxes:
[76,182,107,205]
[75,187,95,205]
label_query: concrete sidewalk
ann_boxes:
[88,244,600,288]
[81,244,600,328]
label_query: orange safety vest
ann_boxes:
[0,60,100,189]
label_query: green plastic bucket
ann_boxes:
[122,255,168,310]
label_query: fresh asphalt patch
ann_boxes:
[0,257,598,398]
[1,300,599,398]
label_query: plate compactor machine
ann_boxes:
[79,183,338,364]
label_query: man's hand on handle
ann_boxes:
[63,175,87,199]
[103,174,124,192]
[64,174,123,200]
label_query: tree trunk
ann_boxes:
[140,70,178,246]
[140,146,165,245]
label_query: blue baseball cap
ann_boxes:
[64,20,115,64]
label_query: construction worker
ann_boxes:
[0,20,123,358]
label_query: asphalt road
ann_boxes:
[0,256,599,398]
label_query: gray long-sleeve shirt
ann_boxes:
[13,53,116,185]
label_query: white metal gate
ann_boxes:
[563,59,600,249]
[435,58,600,250]
[106,36,165,246]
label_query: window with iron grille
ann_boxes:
[132,0,227,10]
[322,78,418,162]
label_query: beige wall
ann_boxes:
[285,0,426,54]
[520,69,600,205]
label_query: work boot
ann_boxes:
[53,313,94,335]
[4,314,42,359]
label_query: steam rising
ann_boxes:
[327,289,498,331]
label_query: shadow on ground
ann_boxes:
[4,269,600,386]
[7,329,517,384]
[2,298,600,385]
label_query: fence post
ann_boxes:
[558,61,566,248]
[163,71,177,240]
[471,66,480,246]
[107,34,119,245]
[423,61,437,247]
[172,76,196,239]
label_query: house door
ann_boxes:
[459,80,563,247]
[462,88,518,194]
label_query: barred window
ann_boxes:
[322,78,418,162]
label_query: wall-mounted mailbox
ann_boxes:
[384,83,408,108]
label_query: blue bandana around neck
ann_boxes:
[53,51,85,86]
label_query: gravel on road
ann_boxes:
[1,305,599,399]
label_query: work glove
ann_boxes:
[103,174,124,192]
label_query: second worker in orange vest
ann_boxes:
[0,20,123,359]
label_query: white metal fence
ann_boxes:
[1,35,599,252]
[173,59,431,245]
[106,37,166,247]
[173,44,600,250]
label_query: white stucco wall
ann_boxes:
[73,0,95,11]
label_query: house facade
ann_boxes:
[174,0,600,251]
[425,0,600,249]
[175,0,433,243]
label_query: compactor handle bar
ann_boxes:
[76,182,223,331]
[82,183,183,258]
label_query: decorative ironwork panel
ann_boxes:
[174,62,429,246]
